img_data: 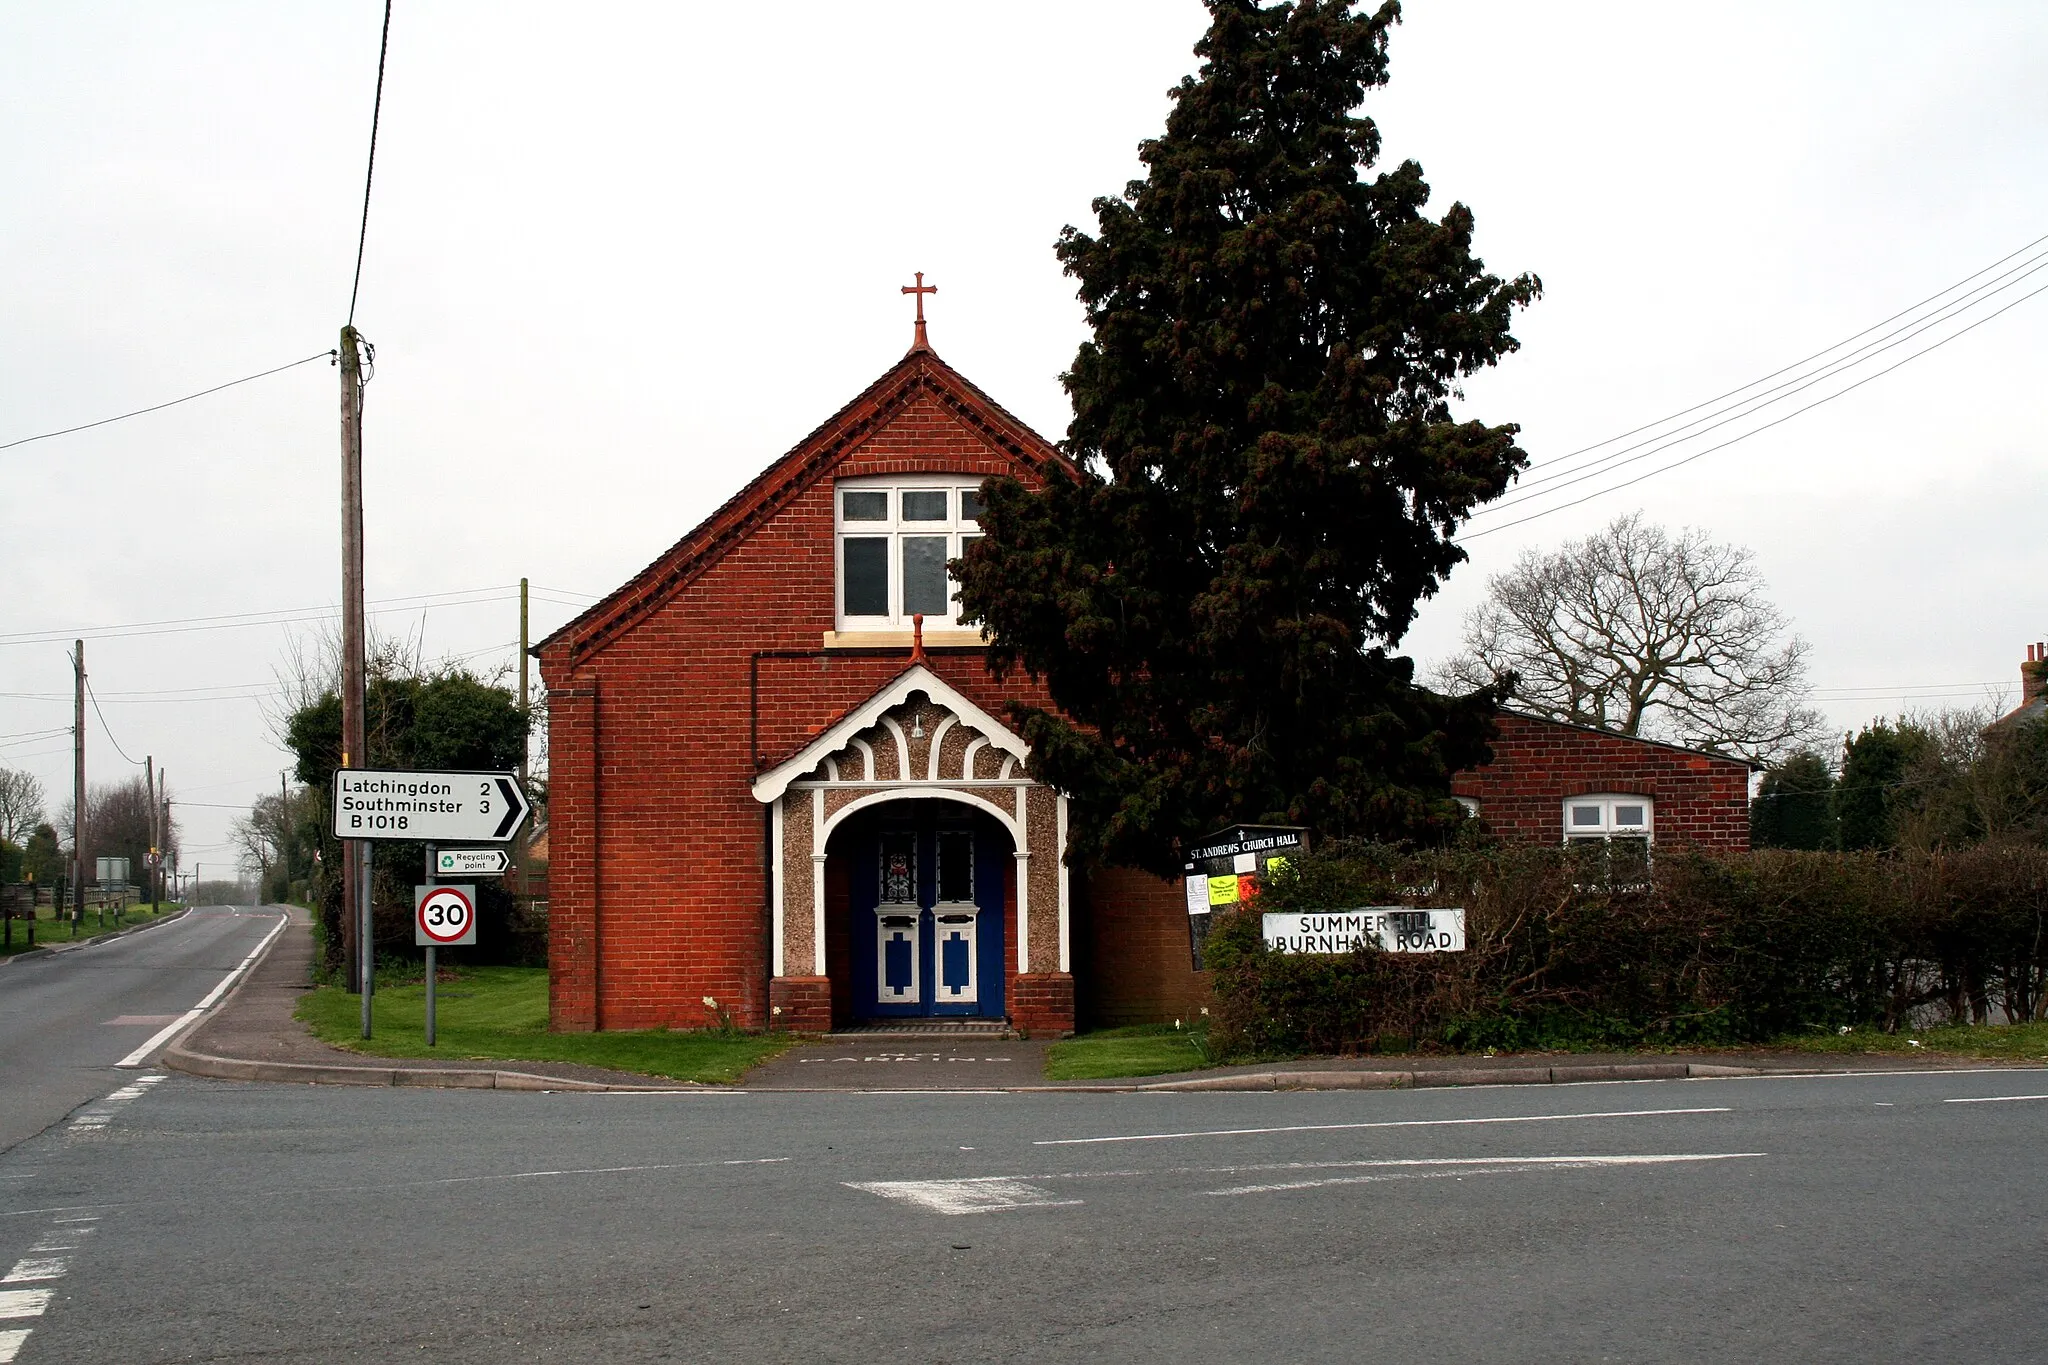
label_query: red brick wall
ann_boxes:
[1079,866,1212,1027]
[1452,712,1752,850]
[540,393,1056,1032]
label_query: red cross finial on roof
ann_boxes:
[901,271,937,351]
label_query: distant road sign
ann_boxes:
[436,848,510,877]
[415,883,478,946]
[331,769,531,843]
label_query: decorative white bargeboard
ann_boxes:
[1262,908,1467,955]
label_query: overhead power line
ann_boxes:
[83,679,145,768]
[1489,248,2048,507]
[349,0,395,325]
[0,352,335,453]
[1459,267,2048,541]
[1498,229,2048,489]
[0,585,524,648]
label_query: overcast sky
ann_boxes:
[3,1,2045,871]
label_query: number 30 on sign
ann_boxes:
[414,884,478,946]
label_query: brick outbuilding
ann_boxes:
[536,321,1754,1037]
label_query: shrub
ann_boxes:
[1203,840,2048,1060]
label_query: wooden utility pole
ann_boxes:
[280,770,289,901]
[518,577,529,781]
[145,755,157,913]
[71,640,85,925]
[339,326,368,993]
[159,770,169,910]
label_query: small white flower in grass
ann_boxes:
[703,996,718,1010]
[1173,1018,1183,1031]
[1199,1007,1209,1017]
[1908,1039,1923,1048]
[1838,1025,1852,1035]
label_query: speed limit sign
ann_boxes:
[414,883,478,946]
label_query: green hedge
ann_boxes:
[1203,841,2048,1058]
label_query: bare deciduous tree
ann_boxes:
[1439,512,1826,763]
[0,766,47,845]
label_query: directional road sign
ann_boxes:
[415,883,478,946]
[330,769,531,843]
[436,847,511,877]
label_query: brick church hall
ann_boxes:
[534,281,1753,1038]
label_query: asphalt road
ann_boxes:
[3,1065,2045,1362]
[0,907,283,1153]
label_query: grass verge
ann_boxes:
[294,965,796,1084]
[1771,1021,2048,1061]
[1046,1023,1218,1081]
[1,903,183,957]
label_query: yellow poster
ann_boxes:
[1207,875,1239,906]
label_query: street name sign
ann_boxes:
[436,847,511,877]
[1263,908,1467,955]
[331,769,531,842]
[415,883,478,946]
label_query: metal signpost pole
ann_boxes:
[423,843,437,1047]
[360,842,374,1039]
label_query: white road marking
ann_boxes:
[69,1073,166,1133]
[1,1260,65,1285]
[0,1328,28,1363]
[845,1177,1084,1216]
[849,1151,1765,1215]
[1204,1152,1766,1196]
[297,1155,795,1196]
[28,1228,93,1253]
[1037,1106,1732,1146]
[117,912,289,1068]
[0,1289,52,1320]
[102,1015,179,1027]
[1945,1093,2048,1104]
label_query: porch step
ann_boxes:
[826,1020,1020,1040]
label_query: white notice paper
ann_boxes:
[1185,875,1210,915]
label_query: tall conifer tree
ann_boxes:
[956,0,1539,874]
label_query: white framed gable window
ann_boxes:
[1564,794,1653,886]
[836,476,985,630]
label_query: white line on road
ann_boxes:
[28,1228,93,1254]
[0,1328,27,1363]
[116,912,289,1068]
[845,1177,1084,1216]
[1944,1093,2048,1104]
[0,1260,65,1285]
[0,1290,52,1321]
[1036,1106,1732,1146]
[1204,1152,1766,1196]
[296,1155,795,1197]
[69,1073,166,1133]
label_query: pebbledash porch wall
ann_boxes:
[540,395,1064,1033]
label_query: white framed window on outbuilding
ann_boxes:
[835,477,984,631]
[1563,794,1653,886]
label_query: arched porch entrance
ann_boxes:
[823,797,1011,1027]
[751,663,1076,1035]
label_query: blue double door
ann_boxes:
[847,805,1007,1021]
